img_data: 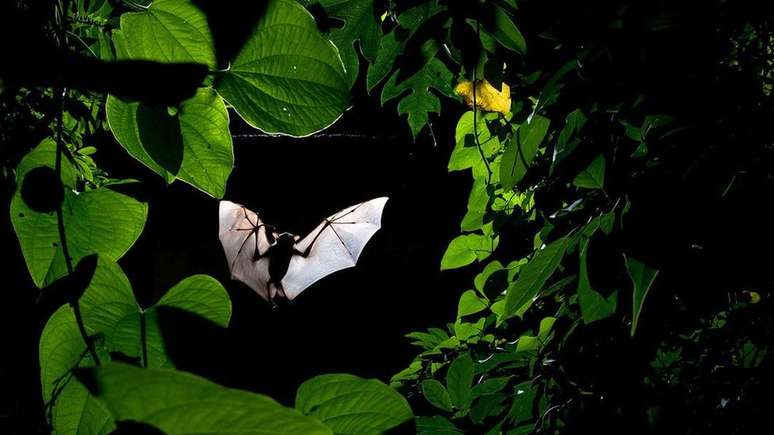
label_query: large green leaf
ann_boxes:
[106,88,233,198]
[421,379,453,412]
[215,0,349,136]
[502,237,568,319]
[110,274,231,368]
[381,58,455,137]
[446,353,475,409]
[40,306,114,435]
[81,363,331,434]
[10,140,147,287]
[625,255,659,336]
[296,374,413,434]
[300,0,381,87]
[500,115,550,190]
[482,5,526,54]
[116,0,215,67]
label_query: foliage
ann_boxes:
[3,0,774,434]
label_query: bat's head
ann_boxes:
[275,232,299,244]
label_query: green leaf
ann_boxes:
[116,0,215,67]
[577,239,617,323]
[215,0,349,137]
[483,5,526,54]
[441,233,497,270]
[461,176,492,231]
[573,154,606,190]
[625,256,659,336]
[296,373,413,434]
[381,58,455,137]
[470,393,507,425]
[111,275,231,368]
[500,115,550,190]
[471,377,511,398]
[502,237,568,319]
[421,379,453,412]
[457,290,488,319]
[106,88,233,198]
[446,353,474,409]
[509,381,537,423]
[11,140,147,287]
[416,415,462,434]
[449,111,502,178]
[515,317,556,352]
[40,306,114,435]
[300,0,380,88]
[80,363,331,434]
[551,109,587,173]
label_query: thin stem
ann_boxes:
[472,19,493,183]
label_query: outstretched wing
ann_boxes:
[218,201,273,301]
[281,197,389,300]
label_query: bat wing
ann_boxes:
[281,196,389,300]
[218,201,272,301]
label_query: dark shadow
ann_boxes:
[20,167,63,213]
[39,254,99,306]
[192,0,270,69]
[155,306,230,381]
[136,103,184,176]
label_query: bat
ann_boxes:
[218,197,388,304]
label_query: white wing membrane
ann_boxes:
[282,197,388,300]
[218,201,273,301]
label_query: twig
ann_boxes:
[472,20,493,183]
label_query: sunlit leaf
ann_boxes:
[215,0,349,137]
[457,290,489,319]
[80,363,331,434]
[11,140,147,287]
[503,237,568,319]
[296,373,413,434]
[106,88,233,198]
[500,115,551,190]
[455,79,512,115]
[441,233,497,270]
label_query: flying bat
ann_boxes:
[218,197,388,304]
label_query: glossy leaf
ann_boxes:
[296,373,413,434]
[81,363,331,434]
[106,88,233,198]
[216,0,349,137]
[458,290,489,319]
[503,237,568,319]
[625,256,659,336]
[500,115,550,190]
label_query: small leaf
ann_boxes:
[500,115,551,190]
[215,0,349,136]
[573,154,606,190]
[80,363,331,434]
[296,373,413,434]
[446,353,474,409]
[625,256,659,336]
[421,379,453,412]
[457,290,488,319]
[503,237,568,319]
[441,233,496,270]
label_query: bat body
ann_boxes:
[218,197,388,304]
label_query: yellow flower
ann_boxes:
[455,79,511,115]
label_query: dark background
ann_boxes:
[0,61,473,431]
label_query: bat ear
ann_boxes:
[293,234,301,241]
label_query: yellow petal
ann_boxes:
[455,79,511,115]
